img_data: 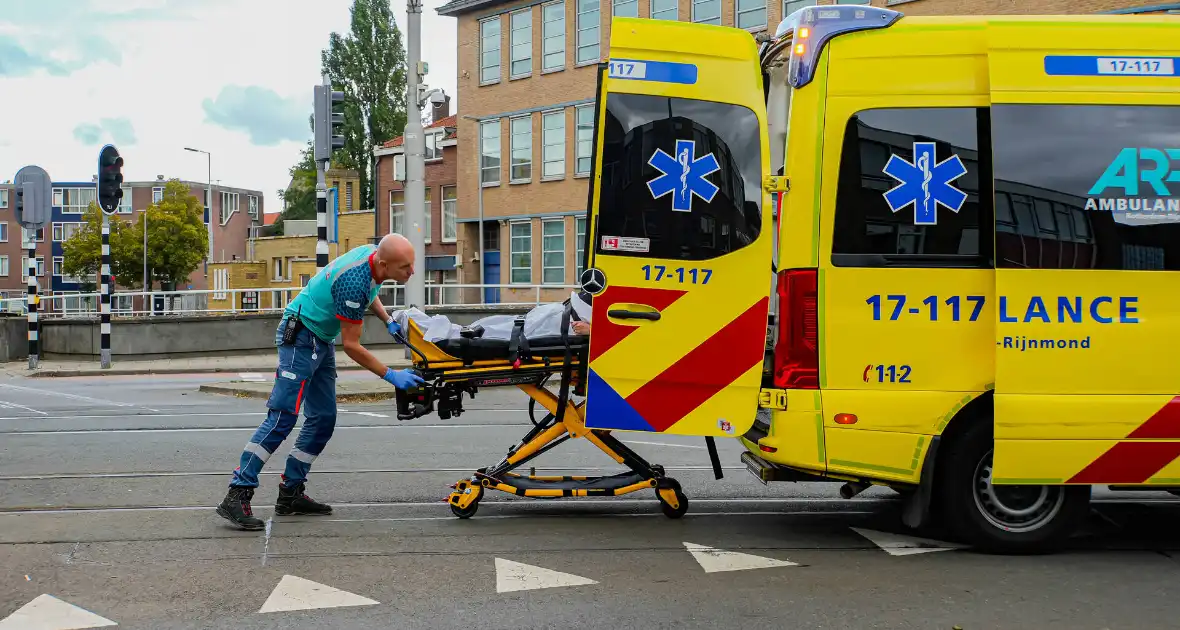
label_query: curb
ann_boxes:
[198,383,397,403]
[15,363,410,379]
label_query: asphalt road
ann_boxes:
[2,372,1180,629]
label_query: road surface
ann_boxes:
[2,372,1179,629]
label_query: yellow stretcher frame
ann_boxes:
[394,315,690,520]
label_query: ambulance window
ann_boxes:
[991,103,1180,271]
[593,92,762,261]
[831,107,991,268]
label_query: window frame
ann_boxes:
[479,16,502,85]
[735,0,766,31]
[576,215,587,272]
[541,109,566,181]
[480,119,502,186]
[389,189,405,235]
[423,187,433,244]
[782,0,815,17]
[509,220,533,284]
[575,104,594,176]
[0,255,8,277]
[442,186,458,243]
[0,188,7,209]
[541,218,566,285]
[692,0,721,25]
[575,0,601,66]
[613,0,639,17]
[510,114,533,183]
[541,0,566,72]
[509,8,532,79]
[650,0,678,20]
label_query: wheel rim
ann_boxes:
[973,448,1064,533]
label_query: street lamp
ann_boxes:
[460,114,485,304]
[184,147,213,265]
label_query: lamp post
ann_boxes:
[461,114,484,304]
[183,147,213,264]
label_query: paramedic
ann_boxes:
[216,233,425,531]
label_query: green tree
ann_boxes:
[129,179,208,290]
[60,203,138,290]
[321,0,408,210]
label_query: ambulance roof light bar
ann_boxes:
[776,4,902,89]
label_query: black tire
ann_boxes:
[938,418,1090,554]
[450,500,479,519]
[657,479,688,519]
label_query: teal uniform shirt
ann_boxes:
[283,244,381,342]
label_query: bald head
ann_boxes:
[373,233,415,284]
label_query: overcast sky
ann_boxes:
[0,0,458,212]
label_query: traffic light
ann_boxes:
[97,144,124,215]
[313,84,346,162]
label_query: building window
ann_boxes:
[423,187,432,244]
[153,187,163,203]
[542,1,565,71]
[425,131,442,160]
[613,0,638,16]
[22,226,44,243]
[247,195,259,219]
[510,221,532,284]
[783,0,815,16]
[576,215,587,271]
[650,0,677,19]
[692,0,720,24]
[220,191,239,224]
[832,108,985,268]
[510,9,532,78]
[510,115,533,182]
[0,222,8,243]
[576,0,600,65]
[0,189,6,209]
[52,222,83,242]
[343,183,352,211]
[0,255,8,277]
[22,256,45,281]
[55,187,96,214]
[481,119,501,185]
[390,190,405,235]
[542,218,565,284]
[442,186,458,243]
[480,16,501,84]
[118,186,133,214]
[575,104,594,176]
[542,110,565,179]
[736,0,766,29]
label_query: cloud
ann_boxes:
[202,85,310,146]
[0,33,121,77]
[72,118,138,146]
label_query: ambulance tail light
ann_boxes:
[784,4,902,89]
[773,268,818,390]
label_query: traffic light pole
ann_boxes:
[26,237,38,370]
[313,75,344,272]
[14,165,53,371]
[403,0,427,309]
[100,214,112,369]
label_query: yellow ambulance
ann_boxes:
[581,7,1180,553]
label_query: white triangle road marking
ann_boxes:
[851,527,967,556]
[0,594,117,629]
[258,575,380,613]
[683,542,799,573]
[495,558,598,593]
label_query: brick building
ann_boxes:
[435,0,1176,303]
[373,96,463,304]
[0,177,264,314]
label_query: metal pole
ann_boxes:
[403,0,426,308]
[26,238,38,369]
[317,76,330,271]
[207,154,213,263]
[142,208,148,309]
[477,133,485,305]
[100,214,111,369]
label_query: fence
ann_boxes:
[0,282,582,320]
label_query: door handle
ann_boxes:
[608,309,661,321]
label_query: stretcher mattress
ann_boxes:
[435,334,588,362]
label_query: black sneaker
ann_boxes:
[217,486,266,530]
[275,478,332,516]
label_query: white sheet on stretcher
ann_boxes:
[393,290,592,343]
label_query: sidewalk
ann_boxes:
[0,347,413,378]
[199,378,396,402]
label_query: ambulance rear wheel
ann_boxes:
[939,419,1090,554]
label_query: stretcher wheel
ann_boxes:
[657,479,688,519]
[450,501,479,519]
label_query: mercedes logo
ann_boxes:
[580,268,606,294]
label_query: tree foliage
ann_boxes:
[61,179,207,290]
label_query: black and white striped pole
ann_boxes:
[13,165,52,371]
[313,75,345,270]
[97,145,124,369]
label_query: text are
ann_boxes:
[867,295,985,321]
[642,265,712,285]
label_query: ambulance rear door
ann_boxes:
[579,17,773,438]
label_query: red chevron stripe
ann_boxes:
[625,296,770,432]
[1067,396,1180,484]
[588,285,687,362]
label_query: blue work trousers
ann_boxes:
[229,319,336,489]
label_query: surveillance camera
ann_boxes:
[429,90,446,104]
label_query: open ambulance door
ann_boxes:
[578,17,774,438]
[988,20,1180,495]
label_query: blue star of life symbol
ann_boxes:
[882,142,968,226]
[647,139,721,213]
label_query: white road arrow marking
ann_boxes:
[0,594,117,629]
[239,373,266,382]
[683,542,799,573]
[851,527,967,556]
[258,575,379,613]
[495,558,598,593]
[353,412,389,418]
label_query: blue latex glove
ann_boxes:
[384,367,423,390]
[387,319,401,337]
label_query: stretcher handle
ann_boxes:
[608,309,660,321]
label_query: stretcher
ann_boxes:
[392,303,690,519]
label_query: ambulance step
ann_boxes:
[741,451,828,485]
